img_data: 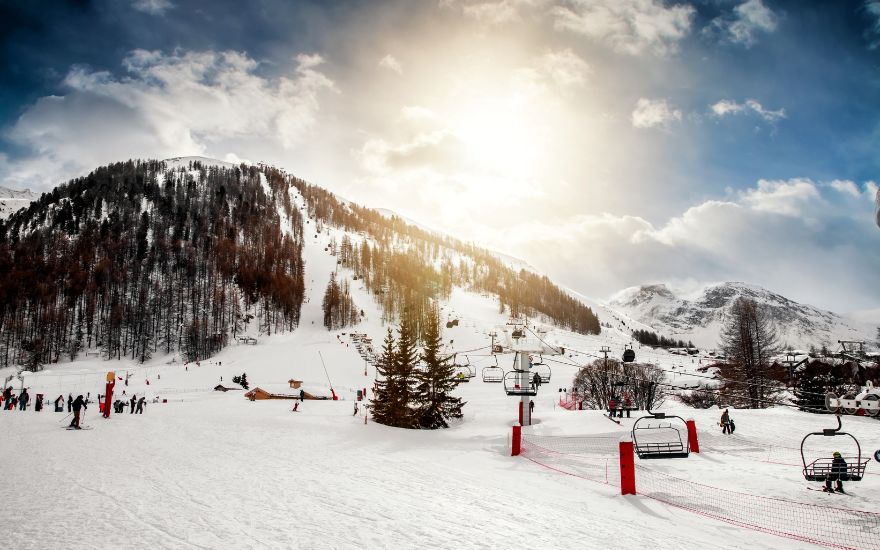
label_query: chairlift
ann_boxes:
[622,344,635,363]
[631,411,690,459]
[452,354,475,380]
[530,356,551,383]
[503,370,537,396]
[482,356,503,383]
[800,416,869,483]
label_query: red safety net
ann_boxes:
[520,434,880,550]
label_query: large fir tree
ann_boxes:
[370,328,397,426]
[415,305,465,428]
[392,308,420,428]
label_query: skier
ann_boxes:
[19,388,29,411]
[69,395,87,429]
[54,395,64,412]
[529,400,535,414]
[136,396,145,414]
[353,402,359,416]
[67,394,73,412]
[825,452,848,493]
[721,409,731,435]
[299,388,305,402]
[3,386,11,409]
[130,395,137,414]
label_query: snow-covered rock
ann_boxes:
[0,186,38,219]
[608,281,877,349]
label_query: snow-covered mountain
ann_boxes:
[607,281,877,350]
[0,186,38,219]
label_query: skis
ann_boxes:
[807,487,847,495]
[604,413,621,425]
[64,425,93,430]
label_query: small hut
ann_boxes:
[288,379,302,389]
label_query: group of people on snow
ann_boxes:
[607,394,633,418]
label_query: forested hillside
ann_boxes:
[0,157,599,370]
[0,159,305,369]
[295,179,600,336]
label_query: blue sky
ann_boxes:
[1,0,878,313]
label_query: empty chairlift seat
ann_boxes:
[631,413,690,459]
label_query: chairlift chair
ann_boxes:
[622,345,636,363]
[482,356,504,383]
[503,370,537,396]
[530,356,551,383]
[631,411,690,459]
[800,416,869,482]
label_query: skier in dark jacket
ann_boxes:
[19,389,29,410]
[136,396,145,414]
[130,395,137,414]
[825,452,848,493]
[532,372,541,388]
[54,395,64,412]
[69,395,87,429]
[721,409,731,434]
[67,394,73,413]
[2,386,11,409]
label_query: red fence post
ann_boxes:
[512,425,522,456]
[686,419,699,454]
[619,440,636,495]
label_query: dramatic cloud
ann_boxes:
[631,98,682,128]
[710,98,785,122]
[132,0,174,16]
[550,0,695,56]
[1,49,335,189]
[707,0,777,47]
[864,1,880,49]
[378,54,403,74]
[497,177,880,311]
[830,179,861,198]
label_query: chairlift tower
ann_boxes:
[498,318,564,426]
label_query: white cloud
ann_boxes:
[538,49,590,87]
[738,178,821,216]
[710,98,785,122]
[708,0,777,47]
[867,1,880,49]
[1,49,336,190]
[132,0,174,15]
[830,179,861,198]
[631,97,682,128]
[550,0,695,56]
[441,0,548,25]
[378,54,403,75]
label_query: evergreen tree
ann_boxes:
[370,328,403,427]
[415,305,465,429]
[239,372,249,389]
[792,361,832,413]
[718,297,781,408]
[392,308,420,428]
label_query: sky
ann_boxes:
[1,0,879,313]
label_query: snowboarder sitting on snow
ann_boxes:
[721,409,732,435]
[825,452,848,493]
[69,395,87,429]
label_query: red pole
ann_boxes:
[511,425,521,456]
[686,419,699,453]
[619,440,636,495]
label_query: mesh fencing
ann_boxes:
[637,466,880,550]
[520,433,880,550]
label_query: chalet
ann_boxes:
[288,379,303,389]
[244,387,298,401]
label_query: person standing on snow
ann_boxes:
[54,395,64,412]
[67,394,73,412]
[529,400,535,414]
[136,396,145,414]
[353,402,359,416]
[3,386,11,409]
[721,409,731,434]
[825,452,848,493]
[69,395,87,429]
[299,388,305,402]
[18,388,29,411]
[130,395,137,414]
